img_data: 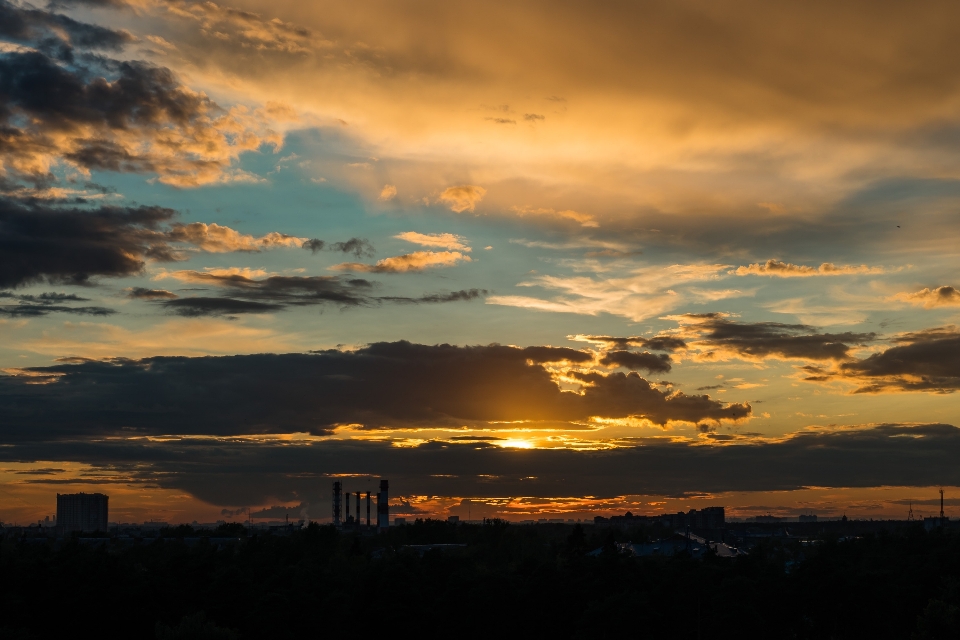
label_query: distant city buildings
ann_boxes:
[596,506,725,530]
[57,492,108,532]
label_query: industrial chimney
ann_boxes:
[366,491,371,527]
[332,481,342,527]
[377,479,389,532]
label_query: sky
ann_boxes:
[3,0,960,525]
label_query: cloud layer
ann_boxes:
[0,341,749,441]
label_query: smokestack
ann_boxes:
[332,481,342,527]
[366,491,371,527]
[356,491,361,529]
[346,491,351,523]
[377,479,389,532]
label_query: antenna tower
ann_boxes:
[941,488,946,524]
[907,501,914,521]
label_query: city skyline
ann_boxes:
[4,0,960,524]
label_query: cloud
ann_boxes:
[572,335,687,352]
[894,286,960,308]
[0,14,281,188]
[330,238,375,258]
[126,287,177,300]
[0,290,116,317]
[0,54,274,185]
[438,185,486,213]
[0,197,306,288]
[166,223,305,252]
[0,341,749,441]
[599,350,672,373]
[161,297,284,317]
[670,313,875,362]
[488,263,730,322]
[733,259,885,277]
[331,250,470,273]
[4,423,960,507]
[839,327,960,393]
[302,239,326,253]
[0,0,132,52]
[151,271,374,315]
[379,184,397,200]
[383,289,489,304]
[394,231,470,251]
[301,237,375,257]
[147,271,487,315]
[0,198,174,287]
[511,206,598,228]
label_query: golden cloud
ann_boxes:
[894,286,960,308]
[166,223,306,252]
[733,260,885,277]
[511,206,598,228]
[394,231,470,251]
[438,185,486,213]
[331,251,471,273]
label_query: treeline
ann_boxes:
[1,520,959,639]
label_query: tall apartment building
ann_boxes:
[57,493,108,532]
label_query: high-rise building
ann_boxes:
[57,493,108,532]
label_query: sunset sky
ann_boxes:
[4,0,960,525]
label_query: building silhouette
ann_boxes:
[57,493,108,532]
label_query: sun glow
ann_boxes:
[498,439,535,449]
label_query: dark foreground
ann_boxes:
[2,520,960,639]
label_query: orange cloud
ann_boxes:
[894,286,960,308]
[511,206,598,227]
[733,260,884,277]
[167,223,305,252]
[394,232,470,251]
[438,185,486,213]
[331,251,470,273]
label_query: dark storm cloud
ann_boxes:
[680,313,875,361]
[0,51,204,136]
[2,423,956,508]
[302,238,325,253]
[0,198,176,287]
[153,273,373,316]
[0,342,749,442]
[159,272,488,315]
[330,238,375,258]
[599,350,672,373]
[302,238,375,257]
[160,297,284,317]
[382,288,488,304]
[63,140,153,173]
[1,197,340,291]
[126,287,177,300]
[0,302,115,316]
[46,0,128,8]
[0,16,277,188]
[839,328,960,393]
[0,0,132,52]
[578,335,687,352]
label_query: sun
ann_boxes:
[498,439,534,449]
